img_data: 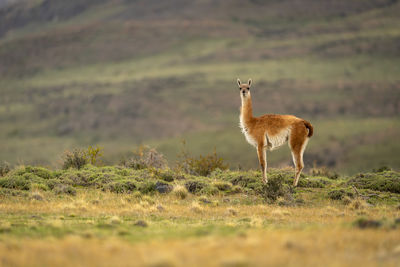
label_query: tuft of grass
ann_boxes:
[109,216,122,225]
[348,198,368,210]
[190,201,204,214]
[173,185,188,199]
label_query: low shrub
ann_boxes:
[185,180,207,194]
[176,142,228,176]
[0,175,31,190]
[354,218,382,229]
[86,145,104,166]
[213,181,232,192]
[347,171,400,193]
[62,149,88,170]
[103,180,136,193]
[0,162,10,177]
[155,181,173,194]
[53,184,76,195]
[173,185,188,199]
[328,189,354,200]
[297,177,332,188]
[256,175,294,203]
[122,146,168,170]
[137,180,156,194]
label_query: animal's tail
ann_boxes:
[303,120,314,137]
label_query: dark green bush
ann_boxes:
[155,181,173,194]
[256,175,293,203]
[347,171,400,193]
[297,177,332,188]
[103,180,136,193]
[53,184,77,195]
[137,180,156,194]
[328,189,354,200]
[354,218,382,229]
[213,181,232,192]
[0,175,31,190]
[24,166,54,179]
[185,180,207,194]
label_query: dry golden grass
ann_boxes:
[0,190,399,266]
[0,229,399,267]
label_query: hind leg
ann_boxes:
[291,148,305,186]
[289,124,309,186]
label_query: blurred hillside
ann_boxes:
[0,0,399,173]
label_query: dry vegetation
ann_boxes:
[0,149,399,266]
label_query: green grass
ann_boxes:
[1,0,400,174]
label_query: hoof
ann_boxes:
[262,179,268,184]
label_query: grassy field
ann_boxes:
[1,0,399,173]
[0,162,399,266]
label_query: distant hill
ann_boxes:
[1,0,399,172]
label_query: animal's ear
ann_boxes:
[237,78,241,87]
[248,78,252,88]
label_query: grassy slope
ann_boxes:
[0,0,399,173]
[0,165,399,266]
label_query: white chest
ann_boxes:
[239,116,258,148]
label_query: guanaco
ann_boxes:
[237,78,313,186]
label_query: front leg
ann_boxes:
[257,145,267,184]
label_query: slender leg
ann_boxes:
[289,124,309,187]
[257,145,267,184]
[291,150,304,187]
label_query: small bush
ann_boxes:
[354,218,382,229]
[123,146,168,170]
[62,149,88,170]
[155,181,173,194]
[0,162,10,177]
[373,166,391,173]
[185,180,207,194]
[176,142,228,176]
[138,180,156,194]
[213,181,232,192]
[24,166,54,179]
[53,184,77,195]
[104,181,136,193]
[86,145,104,166]
[297,177,331,188]
[328,189,354,200]
[0,175,31,190]
[257,175,293,203]
[173,185,188,199]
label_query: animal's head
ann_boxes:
[237,78,252,99]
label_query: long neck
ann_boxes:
[240,96,254,124]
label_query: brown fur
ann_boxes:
[237,78,313,186]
